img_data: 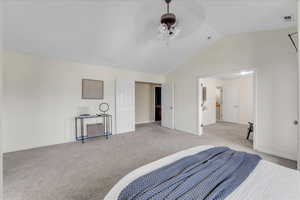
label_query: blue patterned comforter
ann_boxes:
[118,147,261,200]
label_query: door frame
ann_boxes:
[134,81,162,125]
[198,79,205,135]
[197,69,258,149]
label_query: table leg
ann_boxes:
[105,116,108,139]
[110,116,112,138]
[80,118,84,144]
[75,118,78,141]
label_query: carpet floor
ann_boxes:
[3,122,297,200]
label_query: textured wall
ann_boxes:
[167,28,298,160]
[135,83,154,124]
[3,51,165,152]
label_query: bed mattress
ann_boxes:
[105,145,300,200]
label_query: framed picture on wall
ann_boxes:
[82,79,104,100]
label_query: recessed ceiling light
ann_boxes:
[240,71,254,76]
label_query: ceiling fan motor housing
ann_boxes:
[161,13,176,30]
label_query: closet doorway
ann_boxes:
[155,87,162,122]
[135,82,162,126]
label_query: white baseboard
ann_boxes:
[255,145,297,161]
[217,121,248,126]
[135,121,155,125]
[4,138,75,153]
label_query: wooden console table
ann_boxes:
[75,114,112,143]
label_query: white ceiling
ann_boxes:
[3,0,297,74]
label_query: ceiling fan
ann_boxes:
[158,0,180,40]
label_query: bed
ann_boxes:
[105,145,300,200]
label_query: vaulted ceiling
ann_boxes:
[3,0,297,74]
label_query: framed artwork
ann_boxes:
[82,79,104,100]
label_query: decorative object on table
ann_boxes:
[75,114,112,144]
[99,102,110,114]
[80,114,91,117]
[82,79,104,100]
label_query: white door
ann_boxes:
[222,87,240,123]
[264,62,298,161]
[115,80,135,134]
[162,82,174,129]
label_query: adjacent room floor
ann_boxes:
[3,122,297,200]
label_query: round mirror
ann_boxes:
[99,103,109,114]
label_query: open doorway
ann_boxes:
[216,86,223,121]
[198,70,256,149]
[135,82,162,126]
[155,87,162,122]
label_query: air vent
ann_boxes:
[283,15,294,22]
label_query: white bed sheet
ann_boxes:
[105,145,300,200]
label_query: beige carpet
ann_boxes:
[3,122,297,200]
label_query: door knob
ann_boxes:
[294,120,298,125]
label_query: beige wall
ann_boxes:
[0,1,3,197]
[0,54,2,199]
[135,83,154,124]
[0,56,2,200]
[298,0,300,170]
[3,51,165,152]
[167,28,298,160]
